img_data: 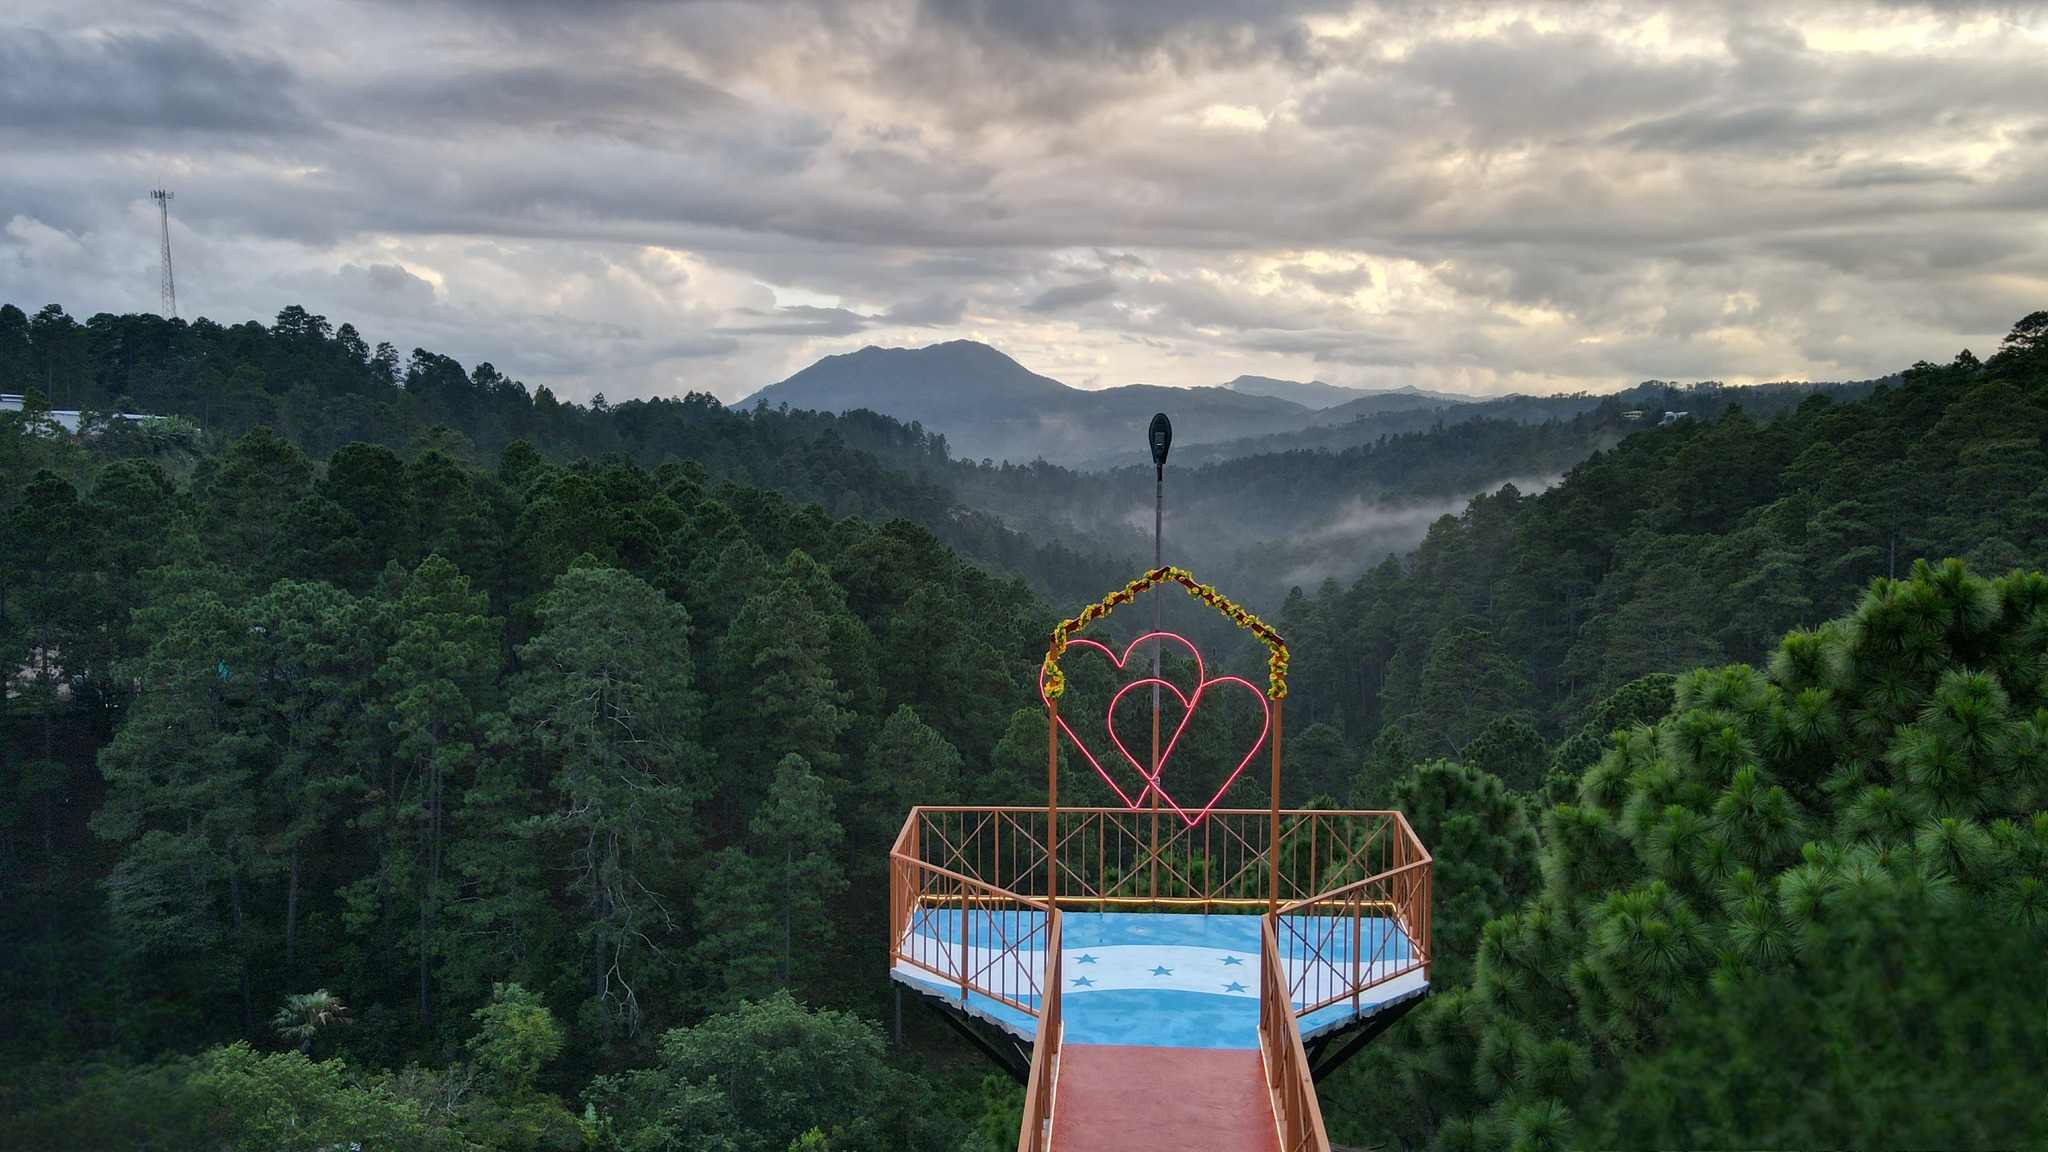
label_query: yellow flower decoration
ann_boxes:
[1042,567,1289,701]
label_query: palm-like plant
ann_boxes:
[272,989,352,1055]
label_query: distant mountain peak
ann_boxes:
[736,341,1312,463]
[1224,374,1471,409]
[738,339,1072,411]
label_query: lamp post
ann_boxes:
[1148,414,1171,898]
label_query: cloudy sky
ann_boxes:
[3,1,2045,403]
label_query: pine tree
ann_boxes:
[750,755,848,992]
[859,704,962,853]
[1458,714,1548,794]
[1409,625,1533,758]
[508,562,706,1036]
[376,554,499,1038]
[245,579,376,978]
[95,586,267,1033]
[714,571,852,816]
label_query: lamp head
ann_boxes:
[1149,412,1172,469]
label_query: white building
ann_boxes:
[0,394,159,434]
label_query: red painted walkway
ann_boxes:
[1050,1044,1279,1152]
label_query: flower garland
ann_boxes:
[1042,566,1289,700]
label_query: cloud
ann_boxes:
[1025,278,1119,312]
[883,292,967,325]
[725,304,875,337]
[0,0,2043,405]
[0,28,309,139]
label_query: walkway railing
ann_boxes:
[1016,913,1063,1152]
[1260,917,1331,1152]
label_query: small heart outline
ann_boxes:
[1037,630,1271,827]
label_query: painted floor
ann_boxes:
[894,909,1429,1148]
[891,909,1428,1050]
[1049,1045,1279,1152]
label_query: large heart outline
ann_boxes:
[1106,673,1270,827]
[1037,630,1271,826]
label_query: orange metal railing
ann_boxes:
[896,806,1421,909]
[1016,913,1063,1152]
[1260,917,1332,1152]
[889,810,1066,1151]
[888,806,1429,1152]
[1273,810,1432,1017]
[890,809,1053,1017]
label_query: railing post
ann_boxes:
[1268,699,1284,914]
[1423,863,1432,981]
[1150,688,1161,903]
[1045,701,1059,904]
[1351,888,1361,1016]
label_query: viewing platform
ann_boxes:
[888,806,1433,1152]
[887,565,1433,1151]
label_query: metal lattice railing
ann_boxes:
[1261,917,1332,1152]
[888,806,1430,1152]
[1015,913,1062,1152]
[894,806,1427,910]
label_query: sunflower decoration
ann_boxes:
[1042,567,1289,701]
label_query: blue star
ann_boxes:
[1075,953,1098,965]
[1151,965,1173,976]
[1072,976,1095,988]
[1220,955,1244,967]
[1223,980,1247,993]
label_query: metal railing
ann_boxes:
[1274,810,1432,1017]
[1016,913,1063,1152]
[889,810,1052,1017]
[889,805,1430,1152]
[897,806,1422,909]
[1260,917,1332,1152]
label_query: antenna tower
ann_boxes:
[150,189,177,318]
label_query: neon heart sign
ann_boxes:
[1040,567,1290,829]
[1038,631,1273,828]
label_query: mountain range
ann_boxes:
[738,342,1495,465]
[740,340,1336,464]
[1223,374,1473,410]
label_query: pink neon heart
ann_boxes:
[1107,673,1270,827]
[1038,632,1202,812]
[1039,631,1271,826]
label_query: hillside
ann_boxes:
[0,304,1129,607]
[1276,314,2048,757]
[948,377,1883,604]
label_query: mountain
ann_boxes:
[1224,374,1472,409]
[741,340,1314,464]
[744,339,1071,422]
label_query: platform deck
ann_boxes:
[891,909,1427,1051]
